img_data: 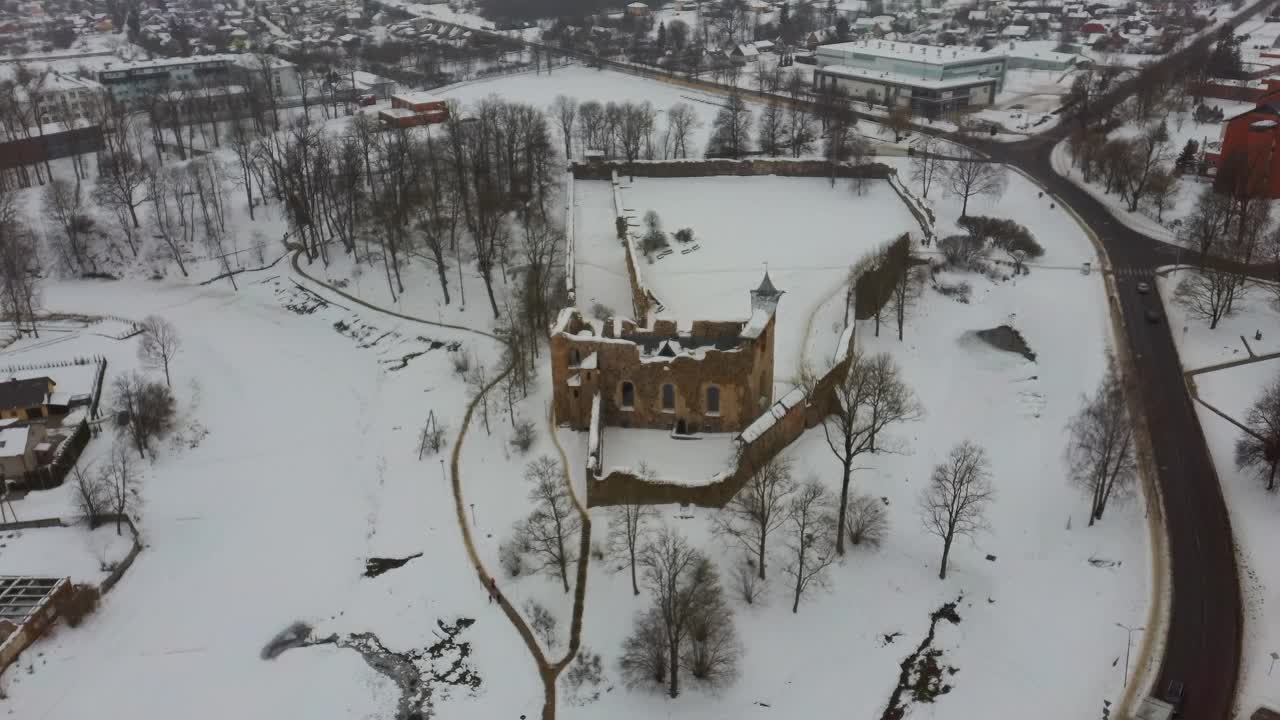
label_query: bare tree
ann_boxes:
[943,155,1007,218]
[607,466,659,595]
[783,479,839,613]
[680,570,740,689]
[43,178,96,273]
[705,93,752,159]
[665,102,701,159]
[551,95,578,160]
[890,261,927,342]
[756,100,786,157]
[1065,356,1136,524]
[619,607,669,688]
[102,440,140,536]
[112,372,176,459]
[71,463,108,529]
[138,315,181,388]
[813,351,921,555]
[1120,121,1171,212]
[910,135,944,199]
[919,441,995,580]
[1178,186,1233,264]
[712,454,794,580]
[0,197,40,338]
[886,104,912,143]
[845,493,888,548]
[1236,374,1280,491]
[1174,267,1239,329]
[514,455,580,593]
[637,526,739,697]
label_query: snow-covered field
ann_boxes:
[0,275,514,718]
[1158,270,1280,716]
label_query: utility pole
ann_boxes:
[1115,622,1144,687]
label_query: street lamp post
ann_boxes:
[471,502,478,528]
[1116,623,1145,688]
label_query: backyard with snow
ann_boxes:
[0,61,1157,720]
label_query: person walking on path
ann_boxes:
[488,577,498,604]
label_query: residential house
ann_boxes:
[0,422,46,480]
[0,377,55,422]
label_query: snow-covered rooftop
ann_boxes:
[817,63,1002,89]
[0,425,30,459]
[818,39,1005,66]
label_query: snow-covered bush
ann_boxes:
[524,598,558,649]
[510,417,537,454]
[499,538,524,578]
[590,302,614,321]
[846,493,889,549]
[450,349,472,377]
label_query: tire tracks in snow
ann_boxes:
[291,251,591,720]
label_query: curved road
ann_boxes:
[987,135,1241,720]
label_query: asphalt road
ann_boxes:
[986,136,1243,720]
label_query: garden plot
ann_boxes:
[615,175,920,387]
[0,523,134,586]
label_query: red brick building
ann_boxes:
[379,92,450,129]
[1207,85,1280,198]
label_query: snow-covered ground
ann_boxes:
[1158,269,1280,369]
[600,428,736,483]
[1157,269,1280,716]
[555,157,1150,720]
[0,274,520,718]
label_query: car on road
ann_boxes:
[1137,281,1151,294]
[1145,308,1162,324]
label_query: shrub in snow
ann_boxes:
[499,538,525,578]
[938,234,987,271]
[643,209,662,236]
[510,417,537,454]
[450,349,472,377]
[733,555,765,605]
[57,584,100,628]
[419,420,448,458]
[933,281,972,304]
[846,494,889,549]
[641,229,668,258]
[674,227,695,244]
[565,646,606,705]
[524,598,559,650]
[590,302,615,321]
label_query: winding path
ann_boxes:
[290,252,592,720]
